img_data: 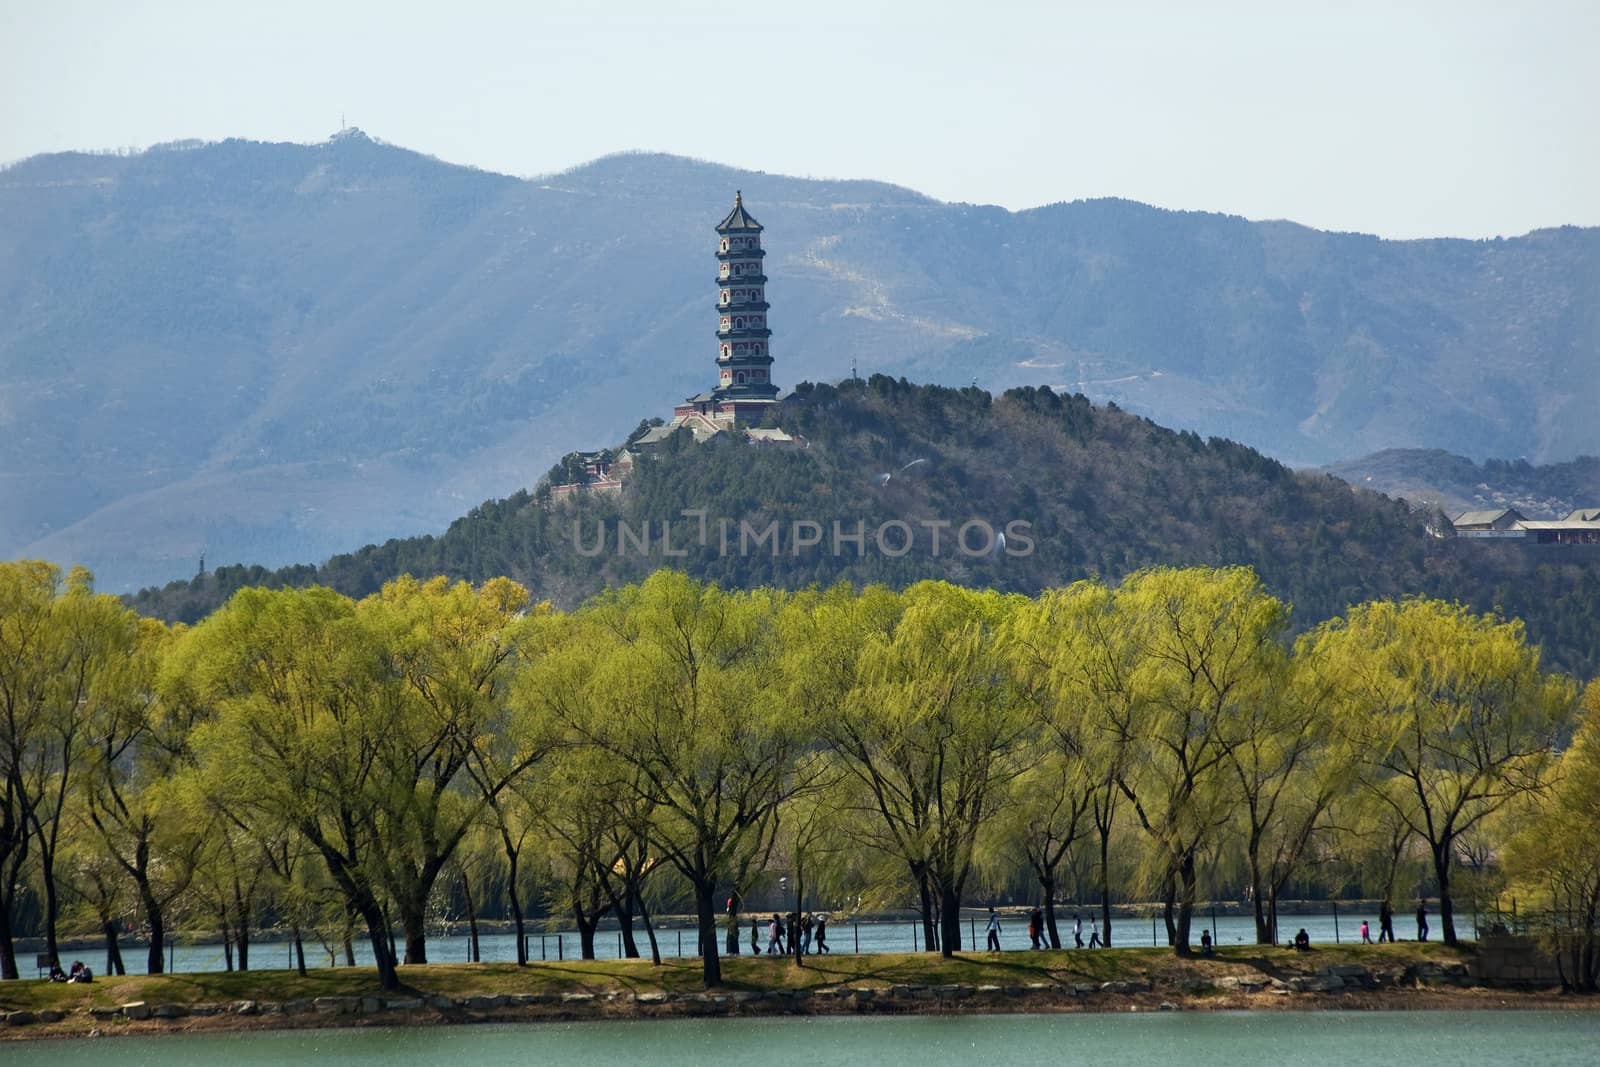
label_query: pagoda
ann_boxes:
[670,191,781,430]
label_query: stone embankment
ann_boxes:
[0,959,1551,1035]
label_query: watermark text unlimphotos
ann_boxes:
[571,510,1034,559]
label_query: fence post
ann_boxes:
[854,923,859,954]
[913,922,919,953]
[557,935,563,961]
[1333,900,1340,944]
[1152,915,1157,947]
[677,929,683,957]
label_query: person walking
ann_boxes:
[1088,924,1102,949]
[1416,901,1430,942]
[986,907,1002,951]
[751,916,761,955]
[800,912,814,956]
[815,914,830,954]
[1027,906,1045,950]
[767,915,782,955]
[1360,920,1373,944]
[1378,899,1396,943]
[1073,914,1084,949]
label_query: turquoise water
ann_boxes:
[8,1012,1597,1065]
[137,913,1410,974]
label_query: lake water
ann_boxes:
[5,1012,1595,1065]
[137,912,1422,974]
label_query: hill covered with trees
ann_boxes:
[129,378,1600,677]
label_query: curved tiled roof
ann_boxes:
[715,190,763,233]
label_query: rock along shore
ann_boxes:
[3,956,1593,1041]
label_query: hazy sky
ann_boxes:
[3,0,1596,238]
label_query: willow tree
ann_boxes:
[1307,598,1573,945]
[1505,681,1600,990]
[185,586,407,990]
[1226,643,1347,943]
[571,572,811,987]
[0,563,142,973]
[82,616,206,975]
[1007,579,1134,947]
[359,575,545,966]
[1112,567,1287,956]
[795,581,1032,958]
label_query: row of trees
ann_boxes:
[4,561,1596,990]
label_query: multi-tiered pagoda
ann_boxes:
[671,191,781,429]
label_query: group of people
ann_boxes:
[1356,900,1430,944]
[754,911,829,956]
[47,960,93,983]
[986,907,1104,951]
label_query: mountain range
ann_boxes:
[3,130,1597,589]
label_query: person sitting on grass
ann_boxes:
[1293,928,1312,951]
[1200,929,1214,956]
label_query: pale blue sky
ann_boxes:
[2,0,1596,238]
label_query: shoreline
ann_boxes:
[4,944,1593,1042]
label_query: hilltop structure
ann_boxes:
[1451,507,1600,544]
[634,191,796,446]
[550,193,801,497]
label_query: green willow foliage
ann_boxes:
[129,380,1600,678]
[5,561,1590,989]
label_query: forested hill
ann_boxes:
[128,379,1600,677]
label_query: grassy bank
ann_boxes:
[2,942,1478,1015]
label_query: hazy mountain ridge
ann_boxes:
[4,133,1596,589]
[1325,448,1600,519]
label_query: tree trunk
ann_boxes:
[293,926,307,976]
[102,919,126,976]
[357,897,399,991]
[1172,851,1197,957]
[1433,840,1458,945]
[0,898,15,980]
[916,872,939,953]
[792,875,805,968]
[1097,812,1113,947]
[40,857,61,970]
[574,906,599,960]
[140,881,165,974]
[462,870,481,963]
[403,910,428,966]
[222,924,234,971]
[693,881,721,987]
[1250,852,1272,944]
[938,878,962,959]
[640,892,662,966]
[236,898,252,972]
[618,887,640,958]
[1162,874,1177,947]
[1041,873,1061,949]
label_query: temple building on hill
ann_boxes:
[551,193,802,498]
[633,191,800,447]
